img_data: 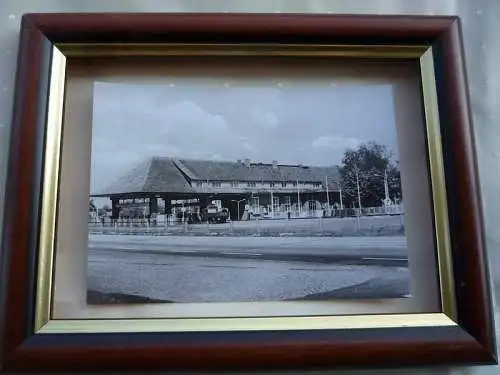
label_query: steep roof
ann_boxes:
[92,157,194,196]
[92,157,341,196]
[175,158,340,186]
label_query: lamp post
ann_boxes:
[339,185,344,210]
[231,198,246,221]
[384,168,389,201]
[354,167,362,214]
[367,167,391,212]
[296,178,301,216]
[270,189,274,218]
[325,176,330,212]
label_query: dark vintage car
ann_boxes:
[201,204,229,224]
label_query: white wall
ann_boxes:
[0,1,499,374]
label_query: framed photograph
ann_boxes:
[0,13,496,372]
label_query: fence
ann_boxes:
[89,204,402,226]
[88,211,405,238]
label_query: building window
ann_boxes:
[282,182,287,188]
[196,182,203,188]
[292,182,297,187]
[231,181,239,187]
[270,182,275,188]
[211,182,221,188]
[247,182,256,187]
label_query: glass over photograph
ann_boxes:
[86,78,409,305]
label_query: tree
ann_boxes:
[339,141,402,208]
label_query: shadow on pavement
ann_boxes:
[290,277,410,300]
[87,290,171,304]
[87,276,410,304]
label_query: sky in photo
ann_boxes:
[90,80,398,194]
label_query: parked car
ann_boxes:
[201,204,229,224]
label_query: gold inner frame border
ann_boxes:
[34,43,455,334]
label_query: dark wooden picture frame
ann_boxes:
[0,13,496,372]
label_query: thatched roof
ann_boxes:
[92,157,340,197]
[175,159,340,186]
[92,157,194,197]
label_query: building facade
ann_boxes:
[91,157,342,222]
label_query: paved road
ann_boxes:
[88,234,408,266]
[87,235,410,303]
[88,250,410,303]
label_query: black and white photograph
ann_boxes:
[87,78,409,305]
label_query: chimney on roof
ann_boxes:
[272,160,278,169]
[244,158,250,167]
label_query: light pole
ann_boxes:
[270,189,274,218]
[231,198,246,221]
[354,167,362,214]
[325,176,330,212]
[339,186,344,210]
[383,168,390,203]
[296,178,301,216]
[368,167,391,212]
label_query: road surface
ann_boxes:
[89,234,408,265]
[87,235,410,303]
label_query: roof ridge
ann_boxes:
[171,157,339,169]
[177,157,237,164]
[172,158,198,180]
